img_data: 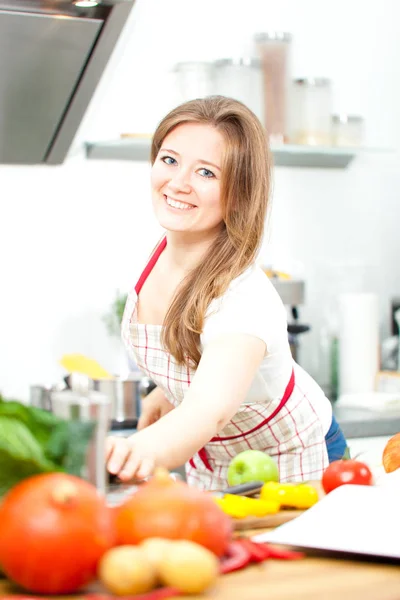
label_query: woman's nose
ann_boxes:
[168,170,191,193]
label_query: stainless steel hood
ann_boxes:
[0,0,134,165]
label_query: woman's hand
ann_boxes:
[106,435,155,482]
[138,386,174,430]
[105,388,173,482]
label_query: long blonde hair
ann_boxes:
[151,96,272,367]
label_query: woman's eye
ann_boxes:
[198,168,215,178]
[161,156,177,165]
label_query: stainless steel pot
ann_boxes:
[93,375,142,429]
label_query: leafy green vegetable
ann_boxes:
[0,400,61,447]
[0,398,96,496]
[0,417,57,496]
[45,419,96,476]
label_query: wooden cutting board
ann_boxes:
[233,508,306,530]
[232,480,324,531]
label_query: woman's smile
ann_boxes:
[164,194,197,211]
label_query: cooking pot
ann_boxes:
[93,375,144,430]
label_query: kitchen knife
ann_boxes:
[106,477,264,506]
[211,480,264,498]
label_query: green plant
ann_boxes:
[103,290,128,337]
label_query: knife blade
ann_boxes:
[211,480,264,498]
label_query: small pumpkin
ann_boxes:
[0,473,115,594]
[116,469,232,557]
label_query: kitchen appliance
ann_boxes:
[269,277,310,363]
[0,0,134,165]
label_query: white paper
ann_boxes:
[254,484,400,560]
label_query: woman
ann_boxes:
[106,95,347,490]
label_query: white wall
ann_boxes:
[1,0,400,400]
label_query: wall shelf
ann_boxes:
[85,138,359,169]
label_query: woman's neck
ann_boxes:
[164,230,219,273]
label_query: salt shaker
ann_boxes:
[51,389,111,495]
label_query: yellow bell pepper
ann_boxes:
[260,481,319,509]
[215,494,280,519]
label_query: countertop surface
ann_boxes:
[333,405,400,438]
[1,531,399,600]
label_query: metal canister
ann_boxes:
[51,389,111,495]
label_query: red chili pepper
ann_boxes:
[219,540,252,574]
[259,544,304,560]
[237,538,270,563]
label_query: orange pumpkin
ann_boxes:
[116,469,232,557]
[382,432,400,473]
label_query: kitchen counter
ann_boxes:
[0,531,399,600]
[333,406,400,439]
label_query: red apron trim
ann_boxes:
[135,237,167,295]
[189,369,295,473]
[198,448,213,471]
[189,448,213,472]
[210,368,295,443]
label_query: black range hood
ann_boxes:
[0,0,135,165]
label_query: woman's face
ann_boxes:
[151,123,224,236]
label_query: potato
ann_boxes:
[139,537,173,572]
[98,545,156,595]
[158,540,219,594]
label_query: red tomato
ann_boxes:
[0,473,115,594]
[116,469,232,557]
[322,459,373,494]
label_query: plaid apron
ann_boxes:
[122,238,329,490]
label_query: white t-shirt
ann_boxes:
[201,264,333,435]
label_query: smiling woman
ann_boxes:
[106,95,347,491]
[151,122,224,235]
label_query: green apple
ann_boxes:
[227,450,279,486]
